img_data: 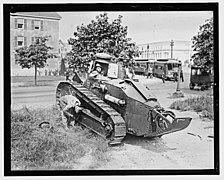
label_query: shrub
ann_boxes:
[169,94,214,119]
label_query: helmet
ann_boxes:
[96,63,102,67]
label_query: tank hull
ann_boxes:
[56,75,192,145]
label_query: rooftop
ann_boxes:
[138,40,191,46]
[11,12,62,20]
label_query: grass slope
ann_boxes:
[169,94,214,120]
[11,105,110,170]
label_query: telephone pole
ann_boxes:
[170,40,174,58]
[172,61,184,98]
[147,44,149,59]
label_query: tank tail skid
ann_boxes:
[145,109,192,138]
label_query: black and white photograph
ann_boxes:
[3,1,221,177]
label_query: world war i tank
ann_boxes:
[56,53,192,145]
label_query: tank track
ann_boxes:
[56,82,126,145]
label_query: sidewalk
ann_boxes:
[11,75,162,88]
[11,82,25,87]
[135,75,163,85]
[11,81,61,88]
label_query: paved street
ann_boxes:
[11,83,58,109]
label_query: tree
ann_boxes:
[67,13,139,71]
[15,36,56,85]
[191,17,213,70]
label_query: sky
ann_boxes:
[58,11,213,45]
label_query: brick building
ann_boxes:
[137,40,194,65]
[10,12,62,76]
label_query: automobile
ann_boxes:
[189,66,213,91]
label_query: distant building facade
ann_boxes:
[137,40,194,65]
[10,12,62,76]
[59,40,72,60]
[58,40,72,73]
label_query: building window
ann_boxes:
[17,36,24,47]
[34,20,41,30]
[32,37,39,44]
[17,18,24,29]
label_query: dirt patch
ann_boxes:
[96,112,213,170]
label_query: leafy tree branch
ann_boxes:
[15,36,57,85]
[67,13,139,71]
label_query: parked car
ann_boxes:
[189,66,213,91]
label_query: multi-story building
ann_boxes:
[10,12,62,76]
[58,39,72,74]
[59,39,72,60]
[137,40,194,65]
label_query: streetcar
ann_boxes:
[133,59,155,76]
[153,59,181,80]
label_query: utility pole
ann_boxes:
[147,44,149,59]
[172,61,184,98]
[170,40,174,59]
[142,47,143,58]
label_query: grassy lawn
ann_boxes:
[169,94,214,120]
[11,76,65,83]
[11,76,66,87]
[11,106,110,170]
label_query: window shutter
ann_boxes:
[32,20,34,30]
[24,37,27,47]
[31,37,34,44]
[24,19,27,29]
[40,20,43,31]
[15,18,17,29]
[14,36,17,47]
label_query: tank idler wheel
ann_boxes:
[156,110,174,131]
[157,110,175,130]
[157,117,170,130]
